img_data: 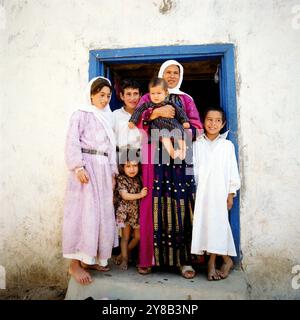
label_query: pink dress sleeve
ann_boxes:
[181,94,203,130]
[137,93,151,107]
[136,93,152,130]
[65,111,85,171]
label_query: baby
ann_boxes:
[128,77,190,160]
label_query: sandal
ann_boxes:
[80,262,110,272]
[180,265,196,279]
[137,266,152,275]
[97,265,110,272]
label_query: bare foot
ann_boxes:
[207,263,221,281]
[119,259,128,271]
[81,262,110,272]
[219,258,233,279]
[113,254,122,265]
[69,260,92,285]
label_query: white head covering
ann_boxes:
[78,76,116,148]
[158,60,185,95]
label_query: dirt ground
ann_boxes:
[0,285,66,300]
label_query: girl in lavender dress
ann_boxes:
[62,77,118,285]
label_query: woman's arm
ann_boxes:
[129,102,149,126]
[181,95,202,130]
[179,95,203,141]
[149,105,175,120]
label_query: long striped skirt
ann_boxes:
[152,141,196,267]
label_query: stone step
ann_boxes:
[65,263,249,300]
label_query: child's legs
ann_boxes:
[207,253,221,280]
[176,138,186,159]
[177,138,186,151]
[219,255,233,279]
[128,228,140,252]
[208,253,217,267]
[161,137,175,159]
[120,225,131,261]
[222,255,232,263]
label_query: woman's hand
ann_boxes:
[75,167,89,184]
[150,105,175,120]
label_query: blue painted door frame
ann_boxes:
[89,44,241,264]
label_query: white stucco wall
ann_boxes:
[1,0,299,298]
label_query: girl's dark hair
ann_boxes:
[117,148,142,176]
[202,106,226,124]
[120,79,142,95]
[148,77,168,91]
[90,78,112,96]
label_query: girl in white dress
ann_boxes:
[192,106,240,280]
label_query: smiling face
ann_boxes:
[162,65,180,89]
[204,110,226,140]
[120,87,141,114]
[91,86,111,109]
[149,85,168,104]
[123,161,139,178]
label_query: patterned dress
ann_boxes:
[115,174,142,229]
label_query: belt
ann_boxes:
[81,148,108,157]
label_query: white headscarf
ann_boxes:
[78,76,116,148]
[158,60,185,95]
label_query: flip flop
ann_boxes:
[98,265,110,272]
[80,262,110,272]
[180,265,196,279]
[137,267,152,275]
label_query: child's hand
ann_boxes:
[183,122,190,129]
[75,168,89,184]
[227,193,234,210]
[140,187,148,198]
[128,122,135,129]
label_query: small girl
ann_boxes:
[62,76,118,285]
[114,149,147,270]
[192,106,241,281]
[128,77,190,160]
